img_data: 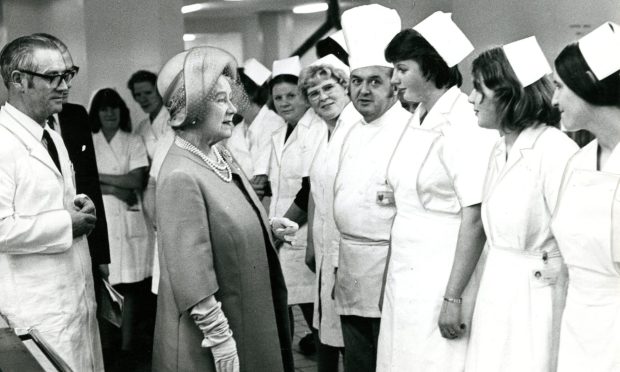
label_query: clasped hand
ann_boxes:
[69,194,96,238]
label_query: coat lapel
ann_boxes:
[271,127,286,167]
[0,109,62,178]
[220,146,277,245]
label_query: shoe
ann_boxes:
[298,333,316,355]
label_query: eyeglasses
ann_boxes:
[307,82,338,102]
[18,66,79,87]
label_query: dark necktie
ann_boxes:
[42,129,62,174]
[47,116,55,130]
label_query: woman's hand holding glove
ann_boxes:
[191,297,240,372]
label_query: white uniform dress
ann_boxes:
[227,105,286,177]
[93,130,152,285]
[0,103,104,371]
[376,87,496,372]
[552,140,620,372]
[333,102,411,318]
[309,103,361,346]
[465,125,578,372]
[269,108,325,304]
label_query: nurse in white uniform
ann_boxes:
[465,38,578,372]
[300,55,360,371]
[268,56,325,340]
[376,13,497,372]
[227,58,285,187]
[551,23,620,372]
[89,89,151,350]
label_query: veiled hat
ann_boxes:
[157,46,239,128]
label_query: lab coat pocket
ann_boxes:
[125,209,148,238]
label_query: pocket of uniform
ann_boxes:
[124,210,148,238]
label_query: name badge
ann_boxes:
[376,183,395,206]
[532,268,559,285]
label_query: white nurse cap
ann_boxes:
[503,36,551,87]
[341,4,401,71]
[272,56,302,78]
[578,22,620,80]
[310,54,350,76]
[243,58,271,86]
[413,11,473,67]
[328,30,349,53]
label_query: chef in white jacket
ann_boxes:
[551,22,620,372]
[465,37,578,372]
[268,56,325,339]
[0,35,103,371]
[376,13,497,372]
[332,6,411,372]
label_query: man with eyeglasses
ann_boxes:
[0,35,104,371]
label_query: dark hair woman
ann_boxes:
[550,22,620,371]
[89,88,152,353]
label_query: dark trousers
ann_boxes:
[317,342,344,372]
[340,315,381,372]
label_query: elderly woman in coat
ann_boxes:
[152,46,294,372]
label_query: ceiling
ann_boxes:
[181,0,366,18]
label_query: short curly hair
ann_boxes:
[298,64,349,101]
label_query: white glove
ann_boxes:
[211,337,240,372]
[270,217,299,242]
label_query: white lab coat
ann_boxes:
[269,108,325,304]
[134,107,172,161]
[0,103,104,371]
[376,87,496,372]
[227,105,286,178]
[552,140,620,372]
[333,102,411,318]
[465,125,578,372]
[309,103,361,346]
[93,130,152,286]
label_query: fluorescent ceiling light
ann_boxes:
[293,2,328,14]
[183,34,197,42]
[181,3,208,14]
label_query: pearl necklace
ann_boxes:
[175,136,232,182]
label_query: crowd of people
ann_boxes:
[0,4,618,372]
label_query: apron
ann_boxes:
[552,141,620,372]
[466,126,577,372]
[269,109,325,304]
[332,103,411,318]
[93,131,152,285]
[376,88,495,372]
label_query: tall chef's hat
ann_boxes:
[341,4,401,71]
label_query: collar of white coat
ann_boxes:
[0,103,64,177]
[576,139,620,173]
[360,100,409,127]
[415,86,463,130]
[3,102,47,141]
[493,124,549,171]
